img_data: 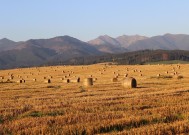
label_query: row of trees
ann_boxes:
[47,50,189,66]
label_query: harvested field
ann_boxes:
[0,64,189,134]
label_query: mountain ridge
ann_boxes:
[1,33,189,69]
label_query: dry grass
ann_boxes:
[0,64,189,134]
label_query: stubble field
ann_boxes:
[0,64,189,135]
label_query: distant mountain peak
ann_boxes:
[0,38,15,43]
[51,35,83,43]
[89,35,120,46]
[99,34,111,38]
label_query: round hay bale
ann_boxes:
[63,79,70,83]
[93,78,97,81]
[6,79,11,82]
[122,77,137,88]
[77,77,80,82]
[17,80,23,83]
[83,78,93,86]
[71,77,80,83]
[114,75,118,78]
[44,79,51,83]
[174,75,183,79]
[112,78,118,82]
[0,76,4,80]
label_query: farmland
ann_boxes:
[0,64,189,134]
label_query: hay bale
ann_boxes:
[49,76,53,79]
[112,78,118,82]
[83,78,93,86]
[175,75,183,79]
[122,77,137,88]
[174,72,178,75]
[6,79,11,82]
[0,76,4,80]
[17,80,23,83]
[71,77,80,83]
[44,79,51,83]
[63,79,70,83]
[33,78,37,82]
[77,77,80,82]
[93,78,97,81]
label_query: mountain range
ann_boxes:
[0,33,189,69]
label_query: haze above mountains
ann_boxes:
[0,33,189,69]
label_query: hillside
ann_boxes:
[1,34,189,69]
[127,34,189,51]
[0,38,18,52]
[59,50,189,65]
[116,35,148,48]
[0,36,103,69]
[88,35,127,53]
[88,34,189,52]
[0,45,56,69]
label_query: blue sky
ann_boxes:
[0,0,189,41]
